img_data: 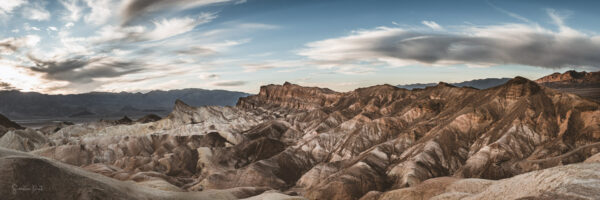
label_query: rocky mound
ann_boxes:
[0,129,49,152]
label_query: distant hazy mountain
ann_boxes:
[0,89,249,119]
[396,78,512,90]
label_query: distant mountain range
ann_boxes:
[397,70,599,101]
[396,78,512,90]
[0,89,249,120]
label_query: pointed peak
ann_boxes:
[174,99,194,111]
[421,82,456,90]
[437,82,456,87]
[498,76,542,98]
[175,99,188,106]
[506,76,535,85]
[116,116,133,124]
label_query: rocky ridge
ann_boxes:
[535,70,600,101]
[535,70,599,86]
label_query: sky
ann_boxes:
[0,0,599,94]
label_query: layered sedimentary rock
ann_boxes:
[535,70,599,86]
[0,147,298,200]
[376,162,600,200]
[238,77,599,199]
[1,75,599,199]
[535,70,600,101]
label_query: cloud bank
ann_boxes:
[300,13,600,69]
[26,55,144,84]
[211,80,246,86]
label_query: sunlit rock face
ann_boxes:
[535,70,600,101]
[377,163,600,200]
[1,76,599,199]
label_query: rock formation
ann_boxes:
[0,147,301,200]
[374,162,600,199]
[536,70,600,101]
[0,75,599,199]
[535,70,599,86]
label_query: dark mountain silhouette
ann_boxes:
[0,113,23,130]
[0,88,249,120]
[397,78,511,90]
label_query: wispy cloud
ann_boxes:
[421,20,443,30]
[23,23,41,31]
[59,0,83,22]
[0,35,40,54]
[22,3,51,21]
[487,1,532,24]
[89,13,216,44]
[241,59,303,72]
[175,46,217,56]
[211,80,246,86]
[0,0,25,19]
[145,13,216,41]
[199,73,220,80]
[25,54,144,84]
[83,0,114,25]
[0,82,18,91]
[119,0,233,25]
